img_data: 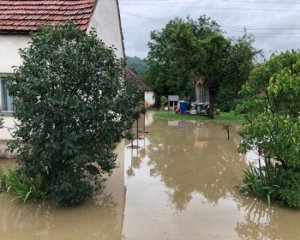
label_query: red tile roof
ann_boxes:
[124,69,154,92]
[0,0,97,32]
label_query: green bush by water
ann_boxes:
[240,165,300,208]
[277,170,300,208]
[240,166,280,206]
[6,169,50,202]
[50,167,93,207]
[238,51,300,209]
[0,169,6,192]
[5,22,141,207]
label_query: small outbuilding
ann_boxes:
[168,95,179,111]
[124,69,156,108]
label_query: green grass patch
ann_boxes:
[153,111,245,122]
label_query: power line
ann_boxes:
[122,12,162,21]
[124,31,300,39]
[121,9,300,39]
[122,12,300,31]
[120,2,300,12]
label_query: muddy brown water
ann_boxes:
[0,118,299,240]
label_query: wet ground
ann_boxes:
[0,117,299,240]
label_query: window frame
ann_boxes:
[0,76,14,116]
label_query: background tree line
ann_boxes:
[143,16,260,116]
[126,56,148,74]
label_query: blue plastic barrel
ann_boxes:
[179,101,189,114]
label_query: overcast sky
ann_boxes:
[119,0,300,59]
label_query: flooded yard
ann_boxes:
[0,142,125,240]
[0,117,299,239]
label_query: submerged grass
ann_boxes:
[153,111,245,122]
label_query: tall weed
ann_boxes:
[6,169,49,202]
[240,166,280,205]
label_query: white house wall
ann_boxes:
[0,35,30,74]
[144,91,155,108]
[0,35,30,113]
[88,0,124,59]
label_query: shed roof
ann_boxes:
[168,95,179,101]
[124,69,153,92]
[0,0,97,32]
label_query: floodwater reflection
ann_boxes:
[147,120,244,209]
[123,119,300,240]
[0,193,121,240]
[0,141,126,240]
[235,197,300,240]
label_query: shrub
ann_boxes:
[7,22,140,206]
[0,169,6,192]
[238,51,300,208]
[50,167,93,207]
[160,96,167,108]
[278,170,300,208]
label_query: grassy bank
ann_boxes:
[153,111,245,122]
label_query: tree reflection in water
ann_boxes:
[235,196,300,240]
[125,139,144,177]
[143,120,300,239]
[146,120,246,211]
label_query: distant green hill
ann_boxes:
[126,56,148,74]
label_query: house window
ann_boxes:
[1,77,14,112]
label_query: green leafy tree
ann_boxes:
[146,17,208,99]
[217,33,258,111]
[146,16,258,117]
[238,51,300,208]
[199,33,230,117]
[7,22,140,206]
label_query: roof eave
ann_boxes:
[116,0,125,58]
[85,0,99,32]
[0,30,32,35]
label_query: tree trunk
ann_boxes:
[208,90,215,119]
[196,83,200,103]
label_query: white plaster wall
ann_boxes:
[88,0,124,59]
[0,35,30,112]
[0,117,17,158]
[144,91,155,108]
[0,35,31,74]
